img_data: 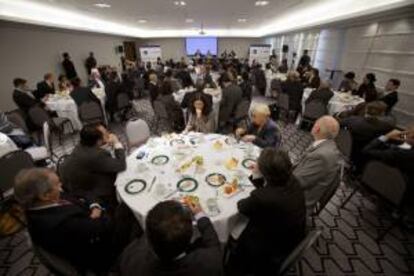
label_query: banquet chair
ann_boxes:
[276,93,290,123]
[335,128,353,183]
[153,100,170,134]
[78,101,106,126]
[301,101,327,129]
[277,228,322,276]
[43,122,59,163]
[339,161,407,240]
[0,150,34,228]
[32,243,87,276]
[116,93,132,122]
[6,110,29,133]
[28,105,75,145]
[125,118,150,151]
[233,99,251,129]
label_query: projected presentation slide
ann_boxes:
[186,37,218,56]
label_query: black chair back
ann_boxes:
[0,151,34,197]
[362,161,406,206]
[335,128,353,160]
[116,93,131,110]
[234,100,251,121]
[303,101,327,120]
[28,106,50,128]
[277,93,289,111]
[78,101,105,125]
[278,228,322,276]
[7,111,28,133]
[313,167,341,217]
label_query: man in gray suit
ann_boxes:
[218,73,242,133]
[293,116,341,213]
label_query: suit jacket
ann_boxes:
[293,139,341,212]
[306,87,334,106]
[13,89,39,113]
[219,84,242,127]
[26,199,113,271]
[246,119,279,148]
[341,116,393,167]
[234,177,306,273]
[299,54,311,67]
[119,217,223,276]
[239,80,252,101]
[148,82,159,103]
[62,145,126,203]
[380,91,398,114]
[35,81,55,100]
[355,83,377,103]
[282,80,304,111]
[363,138,414,185]
[105,81,122,112]
[70,86,100,107]
[62,59,78,80]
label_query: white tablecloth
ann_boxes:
[173,88,222,127]
[265,73,287,97]
[45,88,107,130]
[302,88,364,115]
[115,133,261,242]
[0,133,18,157]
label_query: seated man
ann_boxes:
[120,200,223,276]
[293,116,341,213]
[70,77,101,107]
[235,104,279,148]
[305,81,334,106]
[14,168,141,273]
[226,149,306,275]
[62,124,126,209]
[380,78,400,115]
[341,101,394,170]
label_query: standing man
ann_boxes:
[85,52,97,75]
[298,49,311,68]
[62,52,78,80]
[380,79,400,115]
[218,74,242,133]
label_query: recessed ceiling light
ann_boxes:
[174,1,186,6]
[238,18,247,23]
[94,3,111,8]
[255,1,269,6]
[138,19,147,23]
[185,18,194,23]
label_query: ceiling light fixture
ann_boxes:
[174,1,186,6]
[185,18,194,23]
[138,19,147,23]
[93,3,111,8]
[255,1,269,6]
[238,18,247,23]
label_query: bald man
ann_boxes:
[293,116,342,213]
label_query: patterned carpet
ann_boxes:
[0,98,413,276]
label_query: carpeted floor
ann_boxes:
[0,97,413,276]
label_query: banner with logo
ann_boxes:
[249,44,271,66]
[139,46,162,64]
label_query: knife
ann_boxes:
[147,176,157,193]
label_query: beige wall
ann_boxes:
[0,21,132,111]
[138,37,261,60]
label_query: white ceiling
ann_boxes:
[0,0,412,37]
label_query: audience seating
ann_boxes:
[335,128,353,182]
[125,118,150,151]
[78,101,106,125]
[277,228,323,276]
[340,161,407,240]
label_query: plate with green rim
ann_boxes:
[242,158,257,169]
[151,155,170,165]
[124,179,147,195]
[205,173,227,187]
[177,177,198,192]
[170,139,186,146]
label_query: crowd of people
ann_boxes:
[1,48,413,276]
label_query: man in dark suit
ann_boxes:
[35,73,55,100]
[62,124,126,209]
[298,49,311,68]
[85,52,97,75]
[14,168,141,273]
[380,78,400,114]
[62,52,78,80]
[293,116,341,213]
[341,101,394,170]
[120,200,223,276]
[218,74,242,133]
[70,77,100,107]
[306,81,334,106]
[226,149,306,275]
[282,71,304,117]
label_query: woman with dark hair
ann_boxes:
[184,94,215,133]
[355,73,378,102]
[226,149,306,275]
[307,68,320,89]
[338,71,358,92]
[179,71,195,91]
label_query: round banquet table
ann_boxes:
[115,133,261,242]
[45,88,107,131]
